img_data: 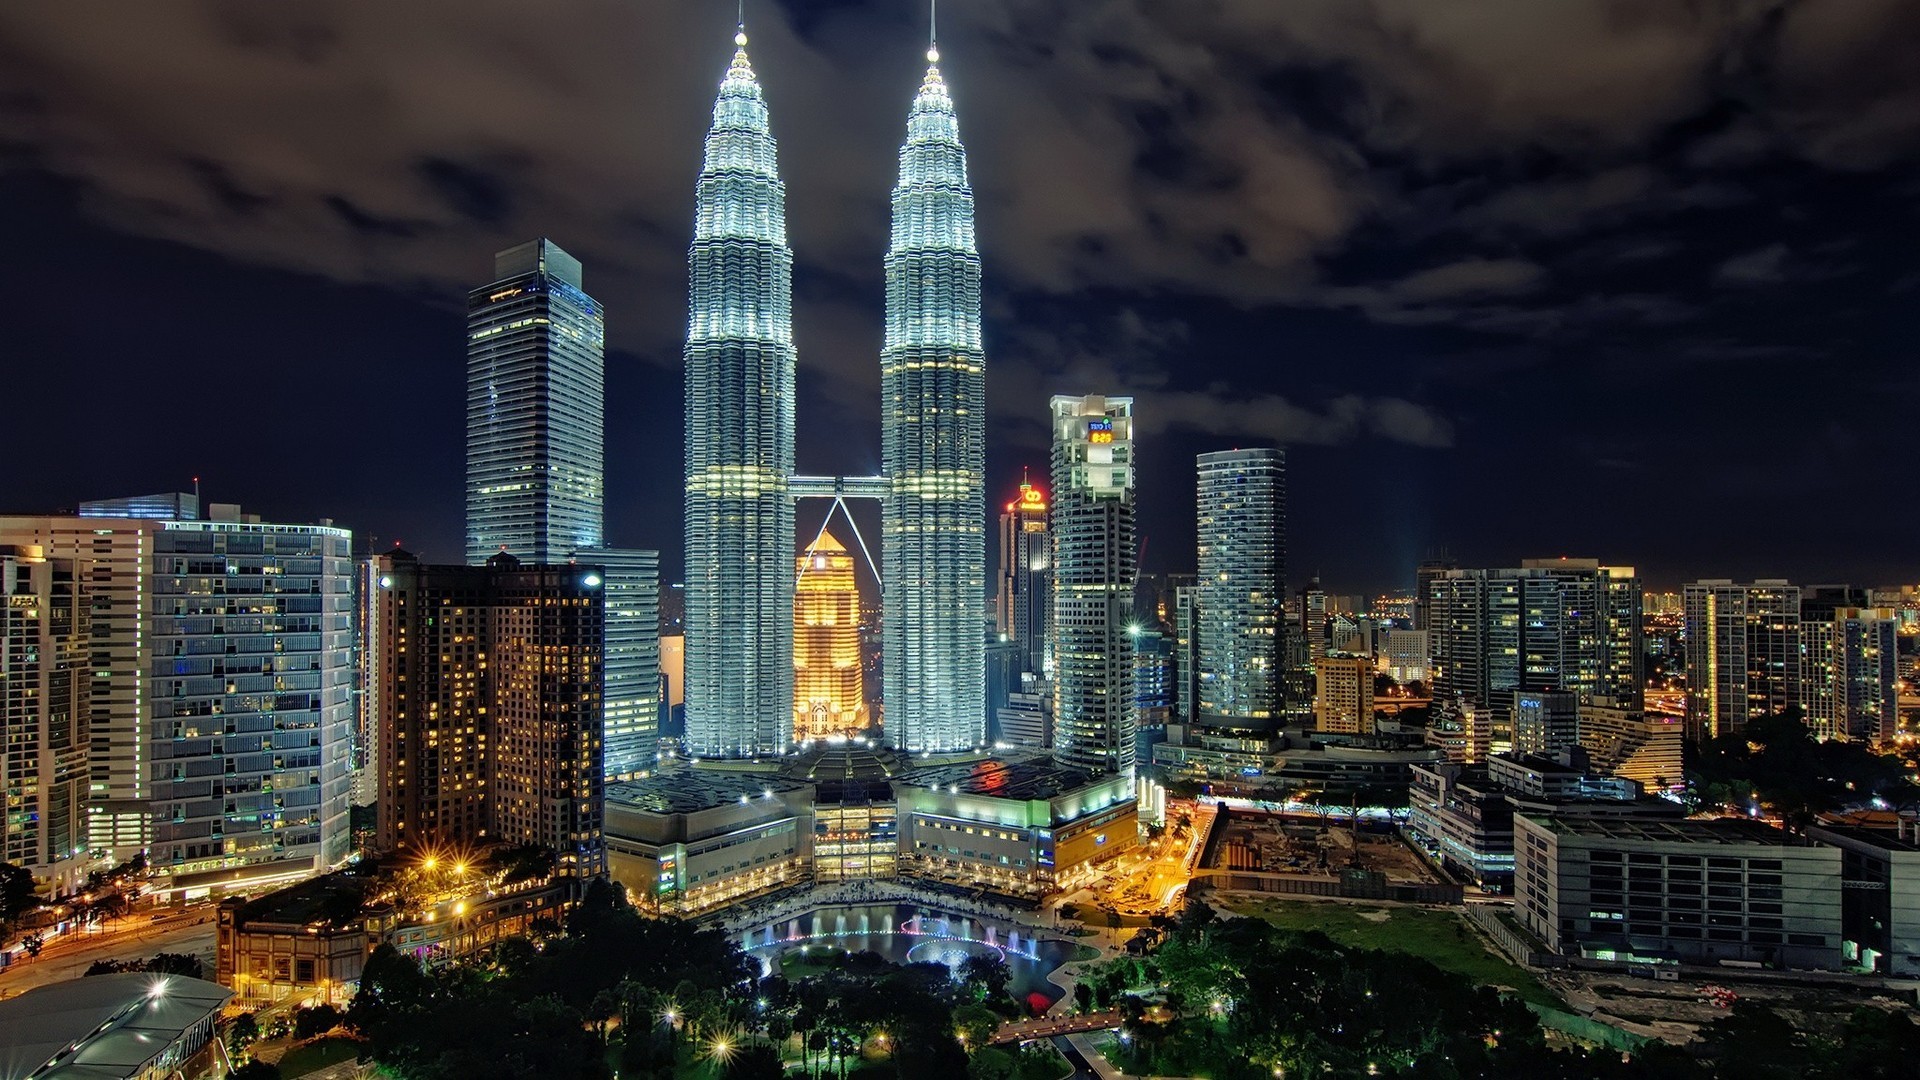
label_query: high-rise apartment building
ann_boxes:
[1683,580,1802,741]
[881,42,987,754]
[1049,395,1137,776]
[1429,560,1642,760]
[465,239,605,564]
[375,551,605,877]
[0,506,354,896]
[996,480,1051,677]
[683,29,798,758]
[1194,449,1285,729]
[1803,606,1899,743]
[1,547,90,893]
[1312,654,1373,735]
[794,532,867,741]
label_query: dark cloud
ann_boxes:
[0,0,1915,590]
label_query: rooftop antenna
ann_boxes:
[929,0,939,61]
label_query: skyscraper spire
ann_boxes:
[684,18,797,757]
[882,28,986,753]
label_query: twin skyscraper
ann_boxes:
[684,22,986,757]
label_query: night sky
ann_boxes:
[2,2,1916,595]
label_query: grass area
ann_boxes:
[1223,898,1562,1009]
[275,1035,367,1077]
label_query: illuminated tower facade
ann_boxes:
[1195,448,1285,726]
[794,532,868,741]
[881,41,987,754]
[684,27,797,756]
[1050,395,1137,777]
[996,479,1051,677]
[465,239,605,564]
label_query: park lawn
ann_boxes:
[1226,899,1562,1009]
[275,1035,368,1077]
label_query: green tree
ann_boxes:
[0,862,36,923]
[953,1004,1000,1050]
[230,1062,281,1080]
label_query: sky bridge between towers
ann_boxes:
[791,474,886,589]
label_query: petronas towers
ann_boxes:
[683,23,985,757]
[683,30,796,757]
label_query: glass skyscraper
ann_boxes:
[465,238,606,565]
[1194,448,1286,727]
[882,42,988,754]
[1050,395,1137,777]
[683,28,797,756]
[581,547,661,779]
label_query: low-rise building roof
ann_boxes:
[0,973,231,1080]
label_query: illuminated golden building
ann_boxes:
[794,532,867,740]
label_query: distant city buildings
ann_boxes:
[1050,395,1138,777]
[374,550,606,879]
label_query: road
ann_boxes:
[0,909,219,998]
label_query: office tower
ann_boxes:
[684,28,798,757]
[985,639,1020,736]
[1298,577,1328,663]
[1428,560,1641,760]
[585,548,661,778]
[996,479,1051,677]
[1,505,354,894]
[465,239,606,564]
[1312,655,1373,735]
[1683,580,1802,741]
[1579,696,1683,792]
[376,551,605,877]
[1194,449,1286,731]
[1413,557,1455,632]
[881,40,987,754]
[1172,586,1198,725]
[1512,690,1578,754]
[1379,629,1429,685]
[1049,395,1137,776]
[1133,627,1173,727]
[1,547,89,894]
[794,532,867,741]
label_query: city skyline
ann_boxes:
[2,3,1915,596]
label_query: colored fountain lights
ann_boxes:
[747,909,1044,973]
